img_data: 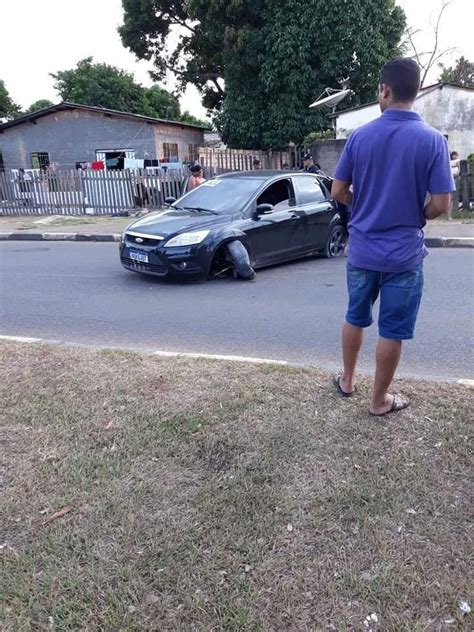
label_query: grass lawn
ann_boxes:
[1,342,472,631]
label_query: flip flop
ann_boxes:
[370,394,410,417]
[333,373,356,397]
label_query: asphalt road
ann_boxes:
[1,242,473,381]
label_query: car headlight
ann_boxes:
[120,223,134,245]
[165,230,210,247]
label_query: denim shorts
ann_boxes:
[346,263,424,340]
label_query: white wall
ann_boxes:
[336,85,474,159]
[336,103,381,139]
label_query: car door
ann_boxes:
[291,175,335,250]
[244,178,307,265]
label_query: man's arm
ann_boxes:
[424,193,452,220]
[332,178,353,207]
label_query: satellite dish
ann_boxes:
[310,88,353,109]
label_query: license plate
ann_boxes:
[129,249,148,263]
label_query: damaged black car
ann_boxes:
[119,170,348,281]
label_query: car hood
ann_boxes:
[125,208,231,238]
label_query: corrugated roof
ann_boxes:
[0,101,209,132]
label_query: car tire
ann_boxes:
[324,223,347,258]
[225,240,256,280]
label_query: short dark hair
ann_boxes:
[380,58,420,102]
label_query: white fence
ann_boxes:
[0,169,186,215]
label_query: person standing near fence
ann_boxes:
[449,151,460,219]
[187,164,206,191]
[331,57,454,416]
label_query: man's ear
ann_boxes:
[379,83,390,99]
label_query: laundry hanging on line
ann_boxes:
[124,158,144,170]
[105,158,120,168]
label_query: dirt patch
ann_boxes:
[1,342,472,631]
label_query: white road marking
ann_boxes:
[0,334,470,379]
[0,334,42,343]
[152,350,288,365]
[457,379,474,388]
[0,334,287,366]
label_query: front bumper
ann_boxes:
[120,240,211,279]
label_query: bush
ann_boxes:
[303,129,334,146]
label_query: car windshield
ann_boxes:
[175,178,263,214]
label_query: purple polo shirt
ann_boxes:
[335,109,455,272]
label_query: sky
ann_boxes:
[1,0,473,120]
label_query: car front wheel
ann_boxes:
[324,224,347,258]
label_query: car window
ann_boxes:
[177,177,263,214]
[256,178,295,211]
[293,176,326,205]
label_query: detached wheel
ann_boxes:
[226,240,255,280]
[324,224,347,258]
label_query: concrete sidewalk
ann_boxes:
[0,214,473,246]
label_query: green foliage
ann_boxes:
[180,110,210,128]
[439,57,474,88]
[142,85,180,120]
[24,99,55,115]
[120,0,406,148]
[120,0,225,112]
[0,79,21,120]
[303,129,335,146]
[51,57,185,121]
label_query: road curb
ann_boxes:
[0,232,121,242]
[0,233,473,247]
[424,237,474,248]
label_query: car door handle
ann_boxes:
[291,210,307,219]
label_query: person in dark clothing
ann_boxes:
[302,153,321,173]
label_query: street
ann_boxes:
[1,242,473,381]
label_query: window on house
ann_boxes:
[187,143,199,162]
[0,151,4,173]
[95,149,135,170]
[31,152,49,170]
[163,143,179,162]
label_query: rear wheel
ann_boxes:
[324,224,347,258]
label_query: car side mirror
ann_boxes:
[256,203,274,216]
[165,196,177,205]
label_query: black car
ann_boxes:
[120,170,348,281]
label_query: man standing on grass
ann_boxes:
[331,58,454,416]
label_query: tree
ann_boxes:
[180,110,209,128]
[24,99,54,115]
[439,56,474,88]
[119,0,225,112]
[52,57,148,113]
[404,0,455,87]
[120,0,406,148]
[51,57,182,120]
[142,85,181,119]
[0,79,21,120]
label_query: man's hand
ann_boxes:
[424,193,452,220]
[332,179,353,207]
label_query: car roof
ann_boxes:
[217,170,298,180]
[216,170,330,181]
